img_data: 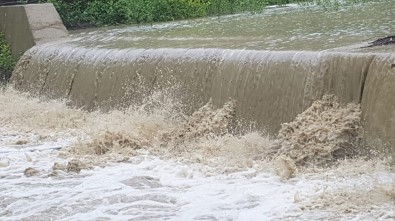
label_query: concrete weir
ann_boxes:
[11,46,368,122]
[9,44,395,155]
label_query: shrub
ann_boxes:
[41,0,211,27]
[85,0,131,25]
[0,33,16,82]
[43,0,92,28]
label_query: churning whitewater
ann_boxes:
[0,87,394,220]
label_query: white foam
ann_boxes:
[1,88,394,220]
[1,138,394,220]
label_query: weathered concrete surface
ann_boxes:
[361,53,395,155]
[0,3,68,58]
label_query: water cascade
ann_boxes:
[11,46,371,130]
[10,45,395,155]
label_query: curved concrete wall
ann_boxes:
[0,3,68,58]
[361,53,395,155]
[11,45,372,134]
[11,44,395,155]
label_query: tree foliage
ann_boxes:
[0,33,16,81]
[41,0,301,28]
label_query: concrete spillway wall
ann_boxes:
[10,45,395,155]
[0,3,68,58]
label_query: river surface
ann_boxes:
[1,1,395,220]
[69,1,395,52]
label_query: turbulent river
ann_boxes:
[0,88,394,220]
[1,1,395,220]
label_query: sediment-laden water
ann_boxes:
[0,88,394,220]
[2,1,395,220]
[69,1,395,52]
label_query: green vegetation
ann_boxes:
[38,0,378,28]
[0,33,16,82]
[40,0,301,28]
[43,0,377,28]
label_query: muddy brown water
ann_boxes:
[1,1,395,220]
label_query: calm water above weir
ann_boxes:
[70,1,395,52]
